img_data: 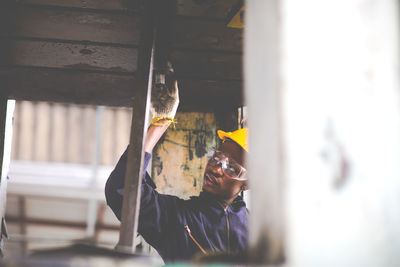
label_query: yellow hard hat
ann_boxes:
[217,128,248,152]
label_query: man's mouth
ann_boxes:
[204,173,218,186]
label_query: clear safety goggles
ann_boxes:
[206,148,247,181]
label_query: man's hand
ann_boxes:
[145,62,180,152]
[150,79,179,122]
[150,60,179,125]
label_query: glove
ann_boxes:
[150,73,179,126]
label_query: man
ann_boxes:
[105,79,249,263]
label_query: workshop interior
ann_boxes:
[0,0,400,266]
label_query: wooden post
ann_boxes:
[116,0,156,251]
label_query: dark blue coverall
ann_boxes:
[105,149,248,262]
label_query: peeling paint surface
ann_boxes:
[152,112,216,199]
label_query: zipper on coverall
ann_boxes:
[225,211,230,252]
[184,225,207,254]
[218,202,230,253]
[184,206,231,254]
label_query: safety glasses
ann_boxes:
[206,148,247,181]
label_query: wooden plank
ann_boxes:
[12,6,140,45]
[174,17,243,52]
[5,3,242,51]
[9,39,137,73]
[19,0,238,19]
[19,0,137,12]
[172,50,242,80]
[2,67,242,109]
[2,68,136,107]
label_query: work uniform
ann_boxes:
[105,149,248,263]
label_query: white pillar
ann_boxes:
[245,0,284,263]
[245,0,400,266]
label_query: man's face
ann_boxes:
[202,140,247,199]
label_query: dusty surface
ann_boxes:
[152,112,216,199]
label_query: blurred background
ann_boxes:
[4,101,129,258]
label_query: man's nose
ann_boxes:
[210,163,224,177]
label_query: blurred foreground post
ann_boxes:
[117,1,156,251]
[245,0,400,265]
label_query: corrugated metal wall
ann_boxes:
[11,101,131,165]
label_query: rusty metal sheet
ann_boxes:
[152,112,216,199]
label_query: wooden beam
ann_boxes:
[6,41,241,79]
[1,67,242,109]
[11,5,139,45]
[2,67,135,106]
[117,0,156,252]
[19,0,240,20]
[8,39,137,73]
[7,4,243,52]
[17,0,138,12]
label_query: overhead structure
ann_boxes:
[0,0,245,111]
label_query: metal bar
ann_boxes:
[117,0,156,252]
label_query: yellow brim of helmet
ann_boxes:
[217,128,248,152]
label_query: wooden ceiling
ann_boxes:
[0,0,243,111]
